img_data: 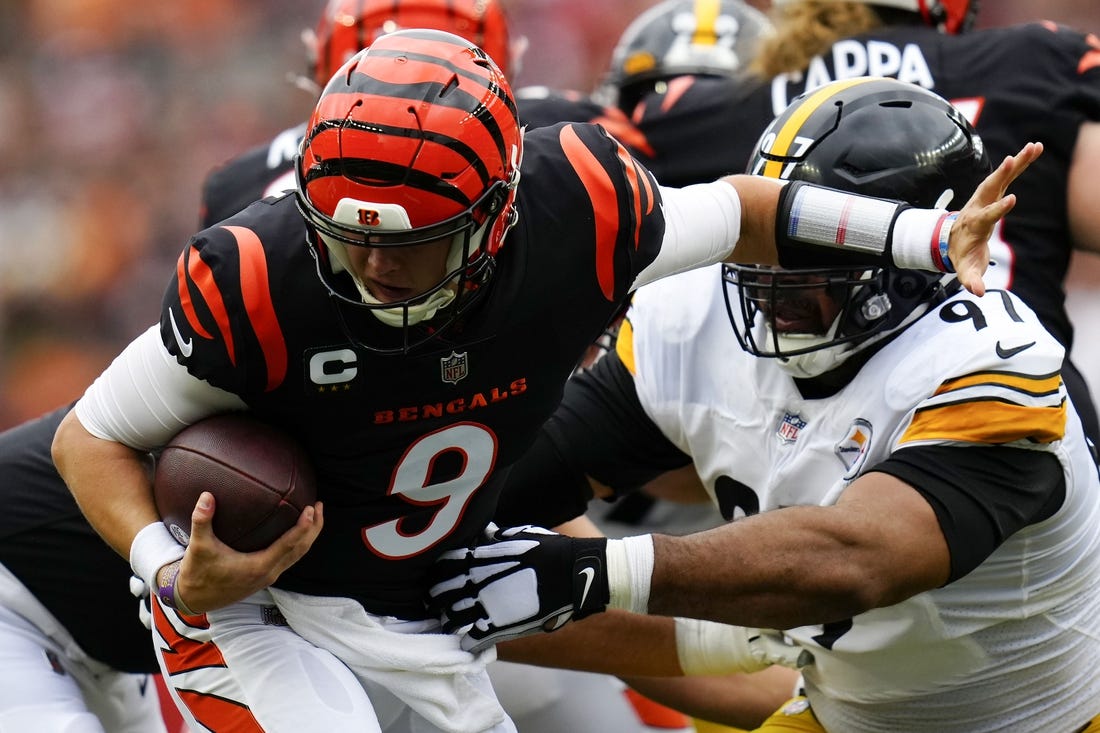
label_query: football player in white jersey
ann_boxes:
[430,77,1100,733]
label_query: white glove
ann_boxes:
[130,575,152,631]
[675,618,813,676]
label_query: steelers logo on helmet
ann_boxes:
[307,0,514,92]
[600,0,773,112]
[296,29,523,355]
[724,76,990,378]
[769,0,978,35]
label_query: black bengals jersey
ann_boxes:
[0,406,158,673]
[161,122,664,618]
[198,123,305,228]
[634,21,1100,442]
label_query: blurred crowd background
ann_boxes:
[0,0,1098,429]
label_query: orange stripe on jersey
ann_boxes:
[616,144,645,250]
[1080,34,1100,74]
[636,157,655,215]
[561,124,621,301]
[615,317,637,375]
[224,226,288,391]
[177,688,264,733]
[592,108,657,159]
[660,76,695,113]
[935,370,1062,397]
[901,400,1066,445]
[177,248,213,340]
[186,243,237,366]
[153,606,226,676]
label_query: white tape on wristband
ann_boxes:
[891,208,952,272]
[676,617,749,676]
[784,184,900,256]
[129,521,185,590]
[606,534,654,614]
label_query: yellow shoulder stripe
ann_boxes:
[902,400,1066,445]
[935,370,1062,397]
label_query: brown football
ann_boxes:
[153,413,317,552]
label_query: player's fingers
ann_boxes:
[972,142,1042,203]
[186,492,219,549]
[260,502,323,572]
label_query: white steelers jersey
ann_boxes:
[621,265,1100,733]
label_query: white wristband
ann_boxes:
[130,521,185,590]
[675,618,811,675]
[674,618,765,676]
[891,208,952,272]
[605,534,654,614]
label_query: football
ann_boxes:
[153,413,317,552]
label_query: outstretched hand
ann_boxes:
[951,142,1043,295]
[173,491,324,613]
[429,524,610,653]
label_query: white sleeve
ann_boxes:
[631,182,742,291]
[74,325,248,451]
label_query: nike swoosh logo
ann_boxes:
[995,340,1036,359]
[169,308,194,357]
[577,566,596,609]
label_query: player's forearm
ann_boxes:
[497,609,683,677]
[613,506,920,629]
[52,409,160,559]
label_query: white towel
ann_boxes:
[268,588,509,733]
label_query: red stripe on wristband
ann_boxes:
[930,212,958,273]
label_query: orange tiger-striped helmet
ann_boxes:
[296,29,522,353]
[310,0,513,90]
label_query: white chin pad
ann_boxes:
[332,199,413,230]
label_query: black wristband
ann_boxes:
[570,536,611,619]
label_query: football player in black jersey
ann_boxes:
[629,0,1100,450]
[0,405,171,731]
[52,29,1037,733]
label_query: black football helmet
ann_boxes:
[601,0,773,112]
[724,76,990,377]
[770,0,978,35]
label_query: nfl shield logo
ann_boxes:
[440,351,468,385]
[777,412,807,444]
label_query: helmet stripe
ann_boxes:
[760,77,881,180]
[348,56,515,166]
[692,0,721,46]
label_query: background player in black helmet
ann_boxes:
[432,77,1100,733]
[596,0,772,115]
[628,0,1100,450]
[53,26,1035,732]
[516,0,773,159]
